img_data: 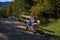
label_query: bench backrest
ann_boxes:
[20,15,40,24]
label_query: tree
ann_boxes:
[10,0,60,20]
[11,0,26,15]
[0,6,11,18]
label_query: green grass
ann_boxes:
[39,19,60,36]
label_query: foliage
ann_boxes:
[31,0,52,15]
[11,0,26,15]
[0,6,11,18]
[0,0,60,21]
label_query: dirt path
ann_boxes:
[0,18,54,40]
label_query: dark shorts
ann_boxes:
[27,21,32,26]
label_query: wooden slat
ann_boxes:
[20,18,29,22]
[20,15,40,24]
[21,15,30,18]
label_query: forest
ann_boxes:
[0,0,60,22]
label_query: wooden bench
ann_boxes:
[20,15,40,31]
[20,15,40,25]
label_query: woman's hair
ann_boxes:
[30,12,35,16]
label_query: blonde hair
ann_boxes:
[30,12,35,16]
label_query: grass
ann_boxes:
[39,19,60,40]
[39,19,60,36]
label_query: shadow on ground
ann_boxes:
[0,20,60,40]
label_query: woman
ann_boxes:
[32,16,38,33]
[25,12,35,31]
[26,12,38,33]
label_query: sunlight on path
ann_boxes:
[0,33,8,40]
[0,18,56,40]
[0,18,35,34]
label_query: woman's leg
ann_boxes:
[33,25,37,33]
[26,25,29,31]
[25,22,29,31]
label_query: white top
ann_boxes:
[30,16,35,22]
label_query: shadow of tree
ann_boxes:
[0,20,60,40]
